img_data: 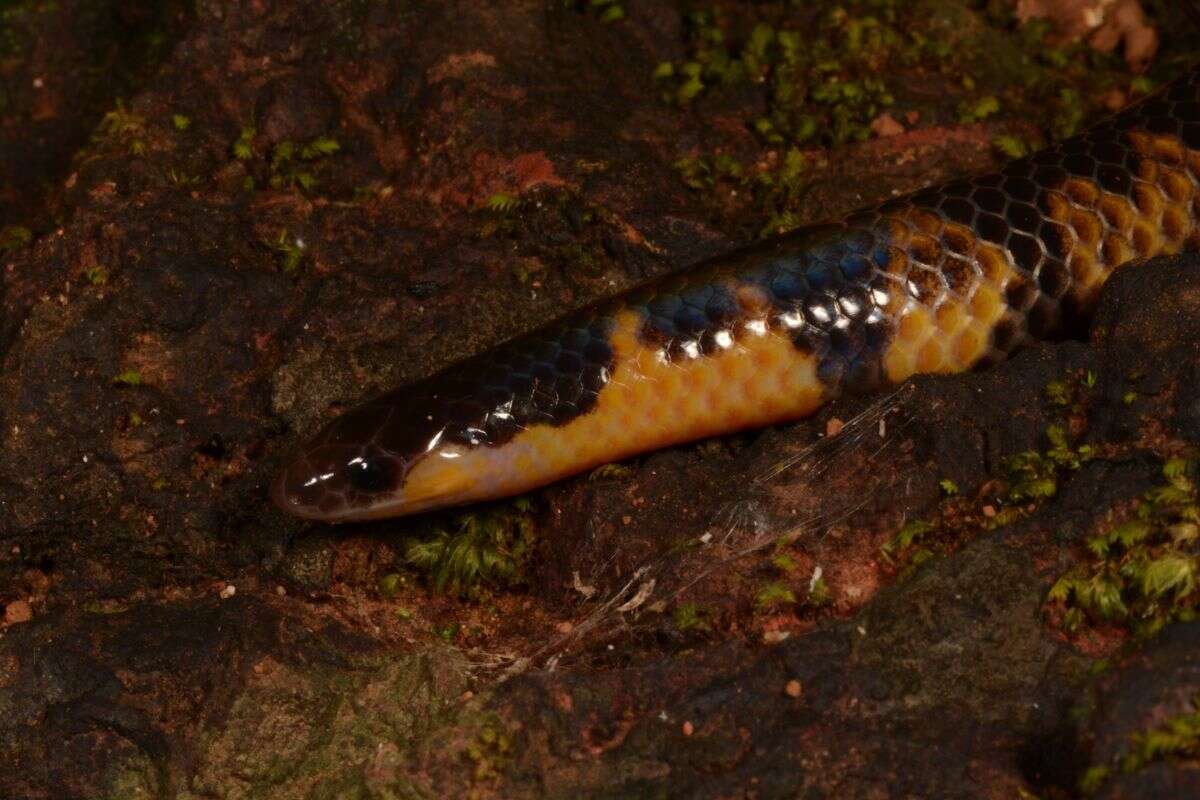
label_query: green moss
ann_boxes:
[807,575,833,607]
[674,602,711,632]
[96,99,146,155]
[465,716,517,785]
[880,519,936,567]
[1080,693,1200,794]
[377,572,405,598]
[882,368,1097,570]
[84,266,108,285]
[1078,765,1110,795]
[957,94,999,123]
[232,125,256,160]
[111,369,143,387]
[0,225,32,253]
[405,498,537,598]
[994,370,1097,517]
[1048,459,1200,637]
[771,552,798,572]
[659,0,1155,242]
[562,0,625,24]
[589,462,633,481]
[477,191,531,239]
[1003,423,1093,504]
[266,136,341,193]
[1122,693,1200,772]
[431,622,461,642]
[754,581,796,609]
[265,229,305,273]
[165,167,199,190]
[172,113,191,131]
[484,193,522,213]
[991,133,1028,159]
[674,146,810,237]
[657,4,918,148]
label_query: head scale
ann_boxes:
[271,388,499,522]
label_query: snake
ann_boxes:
[273,65,1200,523]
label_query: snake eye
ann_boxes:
[346,455,396,494]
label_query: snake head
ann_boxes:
[271,384,514,522]
[271,399,413,522]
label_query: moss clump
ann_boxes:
[405,499,537,598]
[111,369,144,387]
[673,601,712,633]
[879,420,1094,572]
[659,2,1157,241]
[881,369,1097,570]
[589,463,633,481]
[232,125,256,160]
[1047,458,1200,637]
[560,0,625,24]
[879,519,938,568]
[263,229,305,273]
[653,0,1133,147]
[754,581,796,609]
[96,99,147,155]
[985,370,1096,527]
[463,716,517,791]
[230,128,340,194]
[1003,423,1094,504]
[654,4,926,148]
[1122,693,1200,772]
[675,146,809,236]
[1078,692,1200,794]
[0,225,32,253]
[477,192,527,239]
[957,93,1000,123]
[268,136,341,192]
[807,574,832,607]
[165,167,199,190]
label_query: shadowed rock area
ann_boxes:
[3,0,1200,797]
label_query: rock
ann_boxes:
[4,0,1200,797]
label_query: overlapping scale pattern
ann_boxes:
[274,66,1200,522]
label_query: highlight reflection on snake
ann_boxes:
[274,66,1200,523]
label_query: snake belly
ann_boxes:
[273,67,1200,523]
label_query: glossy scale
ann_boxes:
[274,66,1200,522]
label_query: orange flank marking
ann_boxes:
[880,212,1018,384]
[1049,132,1199,311]
[400,308,824,512]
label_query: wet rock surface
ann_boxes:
[3,0,1200,797]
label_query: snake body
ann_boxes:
[274,67,1200,522]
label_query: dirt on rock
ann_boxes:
[3,1,1200,798]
